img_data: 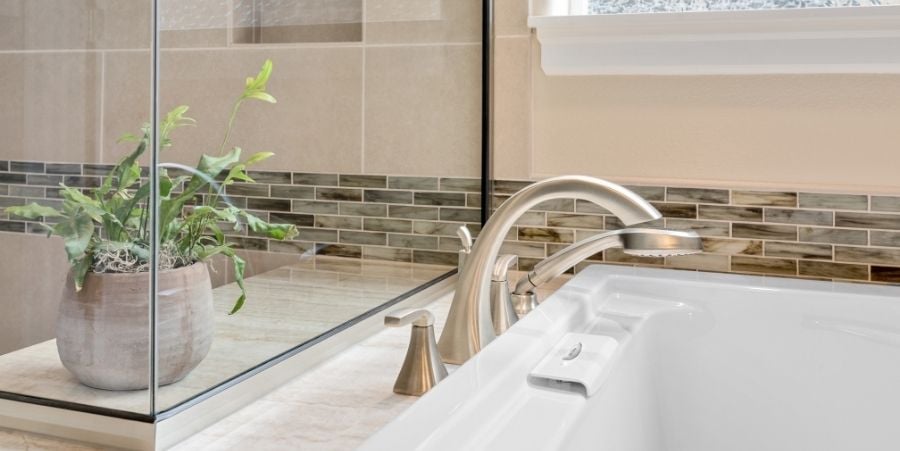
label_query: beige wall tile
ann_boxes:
[248,0,361,27]
[0,234,68,355]
[0,0,151,50]
[364,45,481,177]
[100,51,152,164]
[0,52,102,163]
[495,0,530,37]
[365,0,481,44]
[0,0,24,50]
[257,23,361,44]
[493,37,531,180]
[104,47,364,174]
[528,37,900,191]
[161,29,228,48]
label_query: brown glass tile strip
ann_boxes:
[835,246,900,265]
[732,256,797,276]
[702,237,762,256]
[270,185,315,199]
[293,172,338,186]
[316,187,362,202]
[871,196,900,213]
[732,223,797,240]
[651,202,697,219]
[799,227,867,245]
[666,187,729,204]
[835,212,900,231]
[414,192,466,207]
[625,186,665,202]
[364,218,412,233]
[339,230,387,246]
[518,227,575,244]
[546,213,604,230]
[698,205,762,222]
[319,244,362,259]
[292,200,339,215]
[764,241,832,260]
[440,178,480,193]
[389,205,439,220]
[248,171,291,184]
[365,190,413,205]
[799,193,867,211]
[665,219,730,237]
[871,266,900,283]
[339,174,386,188]
[798,260,868,281]
[389,176,438,191]
[340,203,387,217]
[316,215,362,230]
[764,208,833,226]
[870,231,900,248]
[732,190,797,207]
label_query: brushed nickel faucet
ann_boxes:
[437,176,664,365]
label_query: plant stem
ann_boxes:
[218,98,244,157]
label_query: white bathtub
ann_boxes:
[362,265,900,451]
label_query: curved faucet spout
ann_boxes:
[437,176,662,364]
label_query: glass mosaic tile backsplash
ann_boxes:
[2,160,899,284]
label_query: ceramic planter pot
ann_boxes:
[56,262,214,391]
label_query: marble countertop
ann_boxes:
[0,271,569,450]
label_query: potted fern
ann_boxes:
[7,60,298,390]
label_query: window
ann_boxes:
[586,0,894,15]
[529,0,900,75]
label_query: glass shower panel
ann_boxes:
[152,0,481,413]
[0,1,156,416]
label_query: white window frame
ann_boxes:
[529,0,900,75]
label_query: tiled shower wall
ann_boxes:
[3,161,900,284]
[0,0,482,175]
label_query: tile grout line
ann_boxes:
[360,0,367,174]
[99,51,106,165]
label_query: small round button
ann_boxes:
[562,342,582,361]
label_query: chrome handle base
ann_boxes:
[385,309,448,396]
[511,291,539,317]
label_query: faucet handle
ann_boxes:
[490,254,519,335]
[456,226,473,272]
[385,308,448,396]
[491,254,518,282]
[385,308,434,328]
[457,225,473,252]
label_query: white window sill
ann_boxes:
[528,6,900,75]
